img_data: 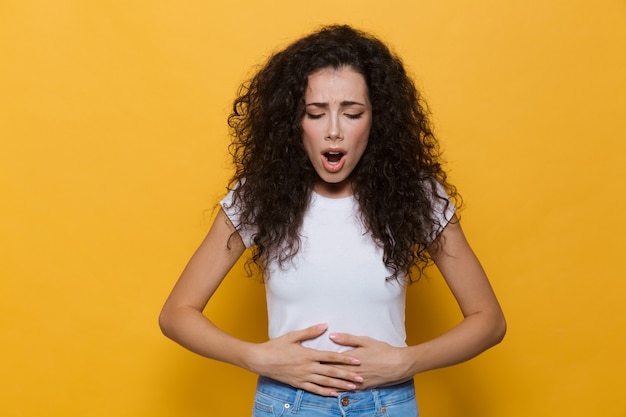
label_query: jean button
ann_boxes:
[341,397,349,406]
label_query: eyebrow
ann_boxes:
[305,101,367,108]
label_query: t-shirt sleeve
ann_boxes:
[220,182,453,247]
[220,189,256,248]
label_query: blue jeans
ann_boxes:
[251,376,418,417]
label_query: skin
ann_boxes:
[159,65,506,397]
[301,66,372,198]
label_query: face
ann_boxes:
[301,66,372,198]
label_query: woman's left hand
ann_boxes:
[328,219,507,390]
[328,333,414,389]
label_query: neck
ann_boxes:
[312,180,354,198]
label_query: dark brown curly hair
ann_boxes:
[226,25,460,281]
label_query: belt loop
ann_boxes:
[372,388,384,414]
[291,389,304,414]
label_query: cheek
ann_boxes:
[301,120,321,140]
[301,127,318,157]
[353,123,372,148]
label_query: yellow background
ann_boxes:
[1,1,625,416]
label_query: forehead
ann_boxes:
[304,66,369,102]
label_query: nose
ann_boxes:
[325,115,343,141]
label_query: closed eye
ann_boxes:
[345,113,363,120]
[305,112,324,120]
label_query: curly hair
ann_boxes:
[226,25,460,281]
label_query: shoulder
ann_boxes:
[220,186,256,248]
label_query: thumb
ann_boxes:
[287,323,328,343]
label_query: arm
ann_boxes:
[159,207,363,396]
[329,216,506,387]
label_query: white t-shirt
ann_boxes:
[221,186,454,352]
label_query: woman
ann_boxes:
[160,25,506,416]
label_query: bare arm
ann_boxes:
[408,216,506,371]
[330,216,506,387]
[159,208,363,396]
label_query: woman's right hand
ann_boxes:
[160,211,361,397]
[244,323,364,397]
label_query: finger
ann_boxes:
[287,323,328,343]
[313,350,361,365]
[308,374,359,392]
[314,363,364,385]
[300,369,363,395]
[299,381,340,397]
[329,332,366,347]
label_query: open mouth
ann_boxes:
[324,151,344,164]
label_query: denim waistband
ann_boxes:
[255,376,416,413]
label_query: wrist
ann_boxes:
[403,344,426,376]
[240,342,266,375]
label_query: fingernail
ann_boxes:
[317,324,328,332]
[347,383,356,390]
[351,359,361,365]
[330,391,338,397]
[355,376,364,382]
[329,333,338,339]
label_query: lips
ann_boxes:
[321,150,346,173]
